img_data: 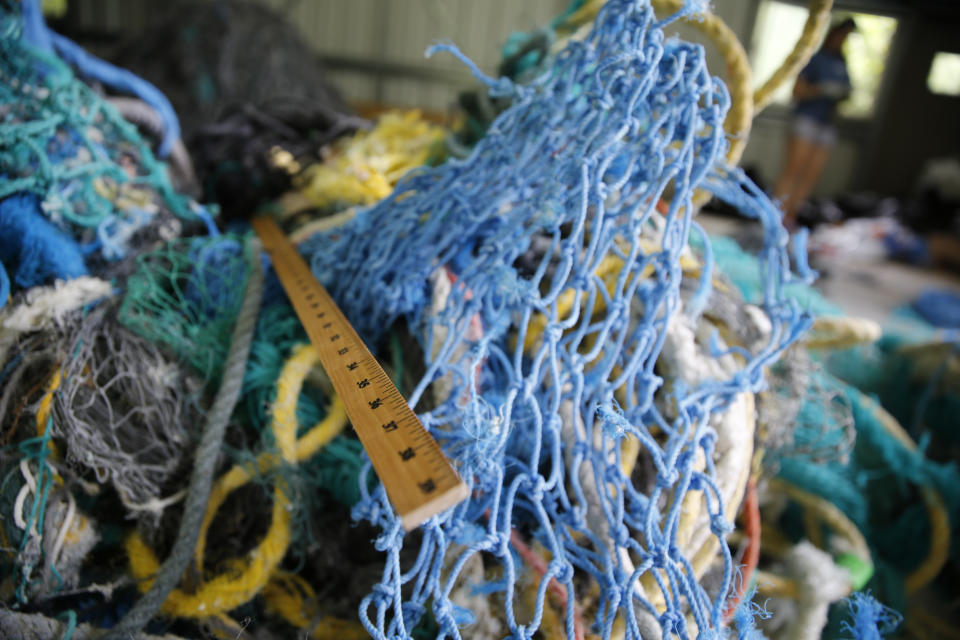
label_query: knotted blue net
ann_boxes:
[298,1,812,638]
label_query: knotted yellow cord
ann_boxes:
[803,315,881,349]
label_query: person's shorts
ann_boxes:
[792,114,836,146]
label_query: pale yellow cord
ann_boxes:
[753,0,834,113]
[803,316,881,349]
[754,569,800,599]
[769,478,872,565]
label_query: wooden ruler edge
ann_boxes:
[252,216,468,531]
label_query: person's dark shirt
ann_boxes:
[794,50,851,125]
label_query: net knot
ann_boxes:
[612,523,632,547]
[402,601,426,625]
[372,582,395,602]
[482,531,509,554]
[659,609,685,632]
[709,514,733,537]
[698,429,718,452]
[651,548,669,568]
[569,271,590,291]
[544,323,563,345]
[524,474,547,501]
[550,559,574,583]
[604,462,626,485]
[350,497,380,523]
[607,297,628,320]
[571,441,591,460]
[603,585,622,608]
[655,468,680,489]
[374,528,401,553]
[598,405,632,441]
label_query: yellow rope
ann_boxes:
[126,344,349,619]
[36,367,62,460]
[754,569,800,599]
[909,488,952,594]
[863,398,952,594]
[294,110,443,212]
[262,571,369,639]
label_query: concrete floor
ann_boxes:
[698,213,960,325]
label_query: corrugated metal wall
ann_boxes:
[69,0,569,111]
[66,0,873,196]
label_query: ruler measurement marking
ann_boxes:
[253,217,468,531]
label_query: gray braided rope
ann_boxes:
[103,235,264,639]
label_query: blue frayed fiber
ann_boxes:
[841,592,901,639]
[730,587,769,640]
[300,1,810,638]
[0,193,88,304]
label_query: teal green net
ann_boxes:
[118,235,249,383]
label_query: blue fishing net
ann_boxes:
[299,1,811,638]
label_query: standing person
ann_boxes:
[774,17,856,227]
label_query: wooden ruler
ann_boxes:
[252,217,468,531]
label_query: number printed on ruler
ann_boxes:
[253,217,468,530]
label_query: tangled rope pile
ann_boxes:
[2,0,930,638]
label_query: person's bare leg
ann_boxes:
[790,143,830,218]
[775,134,816,226]
[774,134,801,208]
